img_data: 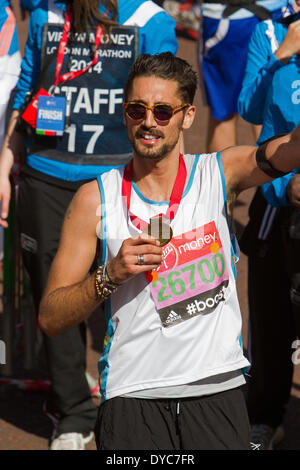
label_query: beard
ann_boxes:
[129,123,182,161]
[131,139,179,161]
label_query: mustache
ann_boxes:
[135,127,164,139]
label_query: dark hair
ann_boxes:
[124,52,198,104]
[69,0,118,33]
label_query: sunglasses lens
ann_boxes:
[126,103,146,120]
[154,105,173,121]
[125,103,175,122]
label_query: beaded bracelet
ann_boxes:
[95,265,119,300]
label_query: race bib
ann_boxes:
[148,221,229,328]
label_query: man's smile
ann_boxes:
[136,131,163,146]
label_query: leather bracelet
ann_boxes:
[95,265,119,300]
[103,264,120,288]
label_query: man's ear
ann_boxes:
[182,105,196,130]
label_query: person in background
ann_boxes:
[0,1,20,147]
[198,0,296,153]
[0,0,177,450]
[238,3,300,450]
[159,1,200,39]
[19,0,42,15]
[0,0,36,258]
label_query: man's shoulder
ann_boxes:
[183,152,219,178]
[75,179,101,210]
[187,152,217,161]
[92,166,125,196]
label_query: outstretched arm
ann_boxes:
[39,180,163,337]
[222,124,300,198]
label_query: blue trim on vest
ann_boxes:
[98,299,115,402]
[217,153,247,375]
[96,175,115,401]
[216,151,228,217]
[96,175,107,264]
[132,180,169,205]
[216,151,238,279]
[239,335,249,376]
[183,154,200,197]
[131,154,201,205]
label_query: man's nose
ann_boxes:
[143,108,157,127]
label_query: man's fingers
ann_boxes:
[122,235,163,256]
[1,199,9,221]
[131,233,161,246]
[130,252,163,266]
[109,235,164,284]
[0,219,8,228]
[0,192,10,228]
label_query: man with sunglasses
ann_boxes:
[39,52,300,450]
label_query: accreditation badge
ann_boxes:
[36,95,66,136]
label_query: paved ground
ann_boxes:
[0,5,300,450]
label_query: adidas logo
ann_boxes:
[165,310,182,324]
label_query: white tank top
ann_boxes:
[97,153,249,401]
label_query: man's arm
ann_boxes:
[222,124,300,198]
[39,180,163,337]
[39,180,102,336]
[274,17,300,64]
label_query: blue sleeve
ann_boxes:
[261,170,299,207]
[117,0,177,55]
[13,7,45,109]
[237,21,284,124]
[20,0,42,11]
[138,11,177,55]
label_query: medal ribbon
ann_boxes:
[122,154,187,231]
[54,10,103,88]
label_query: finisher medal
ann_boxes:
[142,215,173,247]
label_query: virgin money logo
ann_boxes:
[160,242,179,271]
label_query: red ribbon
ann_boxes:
[54,10,103,88]
[122,154,187,231]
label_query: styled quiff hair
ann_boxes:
[124,52,198,104]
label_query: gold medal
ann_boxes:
[143,215,173,247]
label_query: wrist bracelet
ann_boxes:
[95,265,119,300]
[103,264,120,288]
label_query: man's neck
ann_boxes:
[132,152,182,202]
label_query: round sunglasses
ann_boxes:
[123,101,190,123]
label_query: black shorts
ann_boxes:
[95,387,250,450]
